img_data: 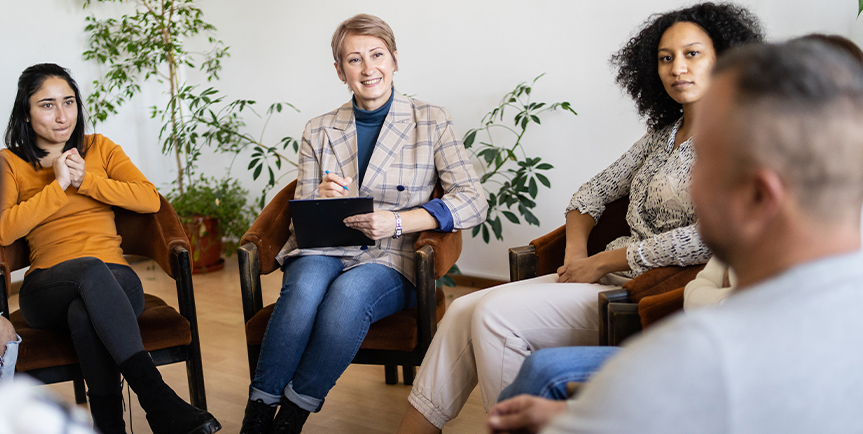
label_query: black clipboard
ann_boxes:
[289,197,375,248]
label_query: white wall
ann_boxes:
[2,0,860,280]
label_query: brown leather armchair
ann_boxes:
[238,180,461,385]
[0,195,208,409]
[508,197,704,346]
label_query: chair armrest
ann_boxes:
[608,302,641,346]
[507,224,567,282]
[598,289,630,346]
[637,286,685,329]
[0,245,9,303]
[0,268,9,320]
[414,230,462,279]
[115,195,190,279]
[509,245,538,282]
[240,181,296,276]
[530,225,566,277]
[169,244,197,324]
[622,264,705,303]
[238,242,265,325]
[415,245,439,350]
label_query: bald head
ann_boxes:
[714,40,863,222]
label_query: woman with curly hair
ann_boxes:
[396,3,763,433]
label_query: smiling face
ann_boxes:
[657,21,717,108]
[28,76,78,152]
[335,33,398,111]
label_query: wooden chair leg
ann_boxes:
[402,365,415,385]
[385,365,398,385]
[73,377,87,404]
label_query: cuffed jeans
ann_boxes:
[498,346,620,401]
[408,273,629,429]
[18,257,145,396]
[250,256,415,412]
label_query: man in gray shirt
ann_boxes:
[488,40,863,433]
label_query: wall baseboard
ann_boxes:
[451,274,506,289]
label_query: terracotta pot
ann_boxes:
[182,215,225,274]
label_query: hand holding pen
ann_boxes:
[318,170,352,198]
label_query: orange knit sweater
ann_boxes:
[0,134,160,274]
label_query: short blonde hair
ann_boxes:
[331,14,397,71]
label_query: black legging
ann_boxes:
[19,257,145,396]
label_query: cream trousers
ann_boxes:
[408,273,627,429]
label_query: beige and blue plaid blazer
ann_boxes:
[276,91,486,285]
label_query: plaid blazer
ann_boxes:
[276,91,486,285]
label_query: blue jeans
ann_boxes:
[498,347,620,401]
[250,256,416,412]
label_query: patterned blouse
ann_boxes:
[566,118,711,277]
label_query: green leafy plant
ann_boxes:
[464,74,577,243]
[166,176,255,255]
[858,0,862,17]
[82,0,299,201]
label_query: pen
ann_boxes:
[324,170,350,191]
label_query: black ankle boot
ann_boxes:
[269,397,309,434]
[238,399,278,434]
[118,351,221,434]
[88,394,126,434]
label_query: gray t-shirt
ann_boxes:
[543,250,863,434]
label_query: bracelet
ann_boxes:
[392,211,402,239]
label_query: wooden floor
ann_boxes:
[6,256,487,434]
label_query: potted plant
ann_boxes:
[82,0,300,265]
[167,176,255,272]
[437,75,576,288]
[463,74,577,243]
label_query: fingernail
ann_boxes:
[343,186,349,191]
[325,170,330,174]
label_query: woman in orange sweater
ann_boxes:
[0,64,220,434]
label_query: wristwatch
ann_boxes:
[392,211,402,239]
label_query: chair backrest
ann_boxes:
[586,197,631,257]
[240,180,298,275]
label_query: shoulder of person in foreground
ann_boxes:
[542,310,727,434]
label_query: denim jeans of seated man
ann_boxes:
[251,255,416,412]
[498,346,620,401]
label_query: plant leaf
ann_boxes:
[536,172,551,188]
[502,210,519,224]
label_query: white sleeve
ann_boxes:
[541,318,728,434]
[0,334,21,382]
[683,257,735,311]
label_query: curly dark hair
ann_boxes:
[611,2,764,130]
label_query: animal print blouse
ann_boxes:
[566,118,711,277]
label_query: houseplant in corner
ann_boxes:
[167,176,255,272]
[82,0,300,268]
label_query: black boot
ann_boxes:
[238,399,278,434]
[88,394,126,434]
[268,397,309,434]
[118,351,221,434]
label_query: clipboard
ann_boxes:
[289,197,375,248]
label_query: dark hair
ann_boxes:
[797,34,863,66]
[4,63,89,168]
[611,2,764,130]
